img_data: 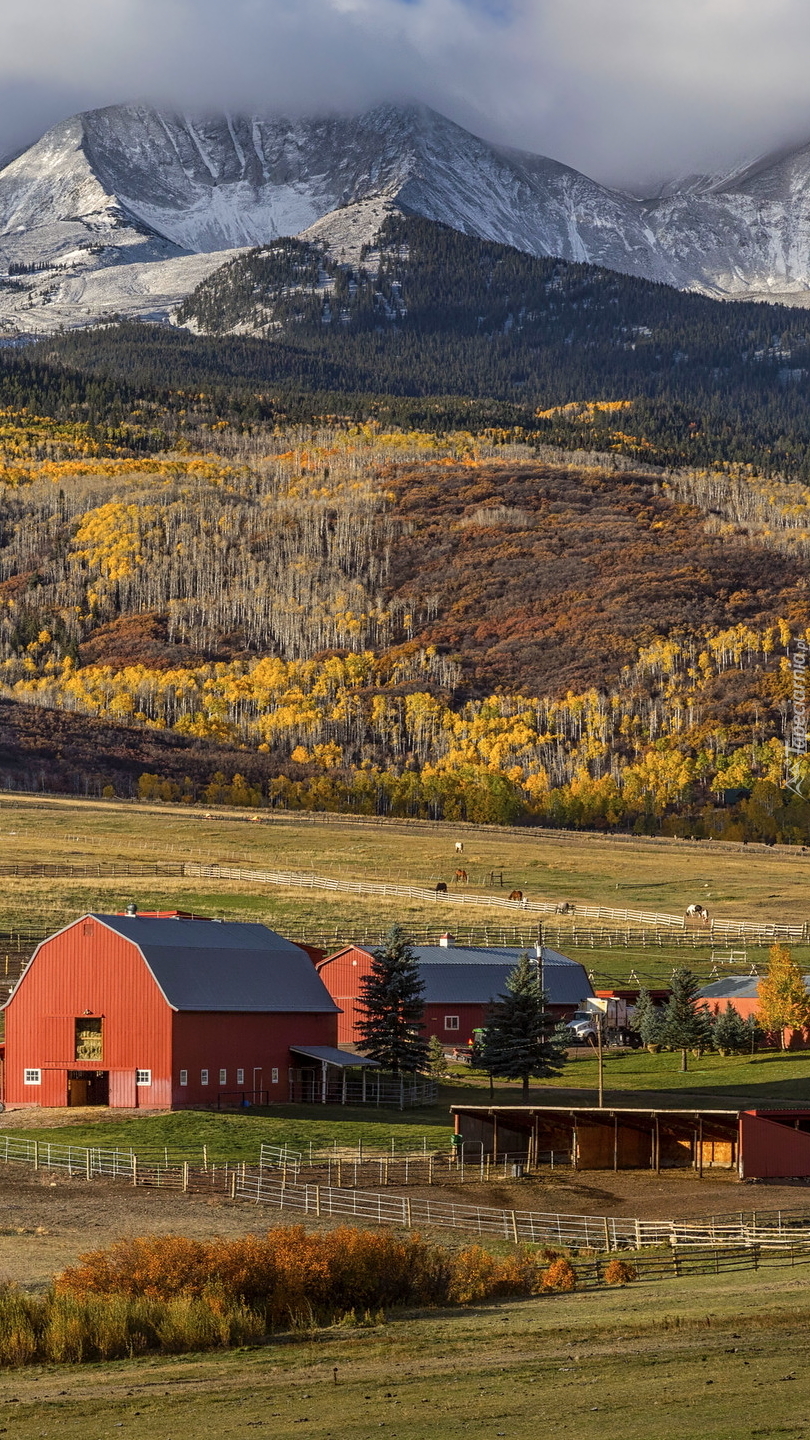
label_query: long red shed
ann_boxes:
[3,912,343,1109]
[317,939,593,1048]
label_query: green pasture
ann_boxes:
[2,1265,810,1439]
[12,1047,810,1158]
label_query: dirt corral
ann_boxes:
[0,1169,269,1288]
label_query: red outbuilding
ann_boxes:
[317,937,593,1048]
[3,911,355,1109]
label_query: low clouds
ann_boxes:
[3,0,810,185]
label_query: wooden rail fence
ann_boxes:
[5,1133,810,1253]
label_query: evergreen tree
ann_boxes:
[712,1002,750,1055]
[758,944,810,1048]
[630,987,664,1047]
[477,953,567,1101]
[356,925,429,1074]
[660,967,705,1071]
[426,1034,449,1078]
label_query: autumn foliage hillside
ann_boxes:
[0,411,808,839]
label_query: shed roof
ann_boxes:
[90,915,339,1013]
[699,976,762,1000]
[290,1045,380,1068]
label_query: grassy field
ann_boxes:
[10,1048,810,1158]
[0,792,808,988]
[0,1265,808,1439]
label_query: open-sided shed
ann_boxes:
[451,1103,810,1179]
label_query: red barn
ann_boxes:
[3,912,345,1109]
[317,938,593,1048]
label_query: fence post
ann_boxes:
[33,1141,38,1172]
[603,1217,611,1252]
[230,1170,237,1201]
[183,1162,189,1193]
[315,1185,321,1218]
[429,1154,434,1186]
[203,1145,208,1172]
[405,1197,412,1228]
[132,1157,138,1188]
[511,1211,519,1244]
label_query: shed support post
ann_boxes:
[698,1118,703,1179]
[321,1061,327,1105]
[572,1116,578,1171]
[654,1115,660,1174]
[613,1114,619,1172]
[362,1069,367,1104]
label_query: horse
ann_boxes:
[509,890,523,901]
[455,842,464,854]
[685,903,710,924]
[555,901,575,915]
[454,868,468,883]
[435,882,448,894]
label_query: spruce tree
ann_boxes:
[758,944,810,1048]
[478,953,567,1101]
[660,967,705,1071]
[426,1035,449,1077]
[630,987,664,1047]
[356,925,429,1074]
[712,1002,749,1055]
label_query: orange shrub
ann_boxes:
[540,1258,577,1293]
[603,1258,638,1286]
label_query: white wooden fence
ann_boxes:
[183,862,806,943]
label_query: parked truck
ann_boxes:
[565,996,637,1047]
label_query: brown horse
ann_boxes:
[435,882,448,894]
[454,868,468,883]
[509,890,523,901]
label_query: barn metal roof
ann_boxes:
[699,976,762,1000]
[700,974,810,1001]
[92,915,339,1013]
[413,946,592,1006]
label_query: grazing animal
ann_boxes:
[509,890,523,901]
[685,903,710,924]
[555,901,575,915]
[455,842,464,853]
[435,882,448,894]
[454,868,468,883]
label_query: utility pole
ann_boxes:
[589,1014,604,1109]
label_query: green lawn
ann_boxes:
[10,1048,810,1159]
[1,1265,810,1439]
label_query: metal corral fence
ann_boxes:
[183,861,807,944]
[7,1132,810,1252]
[258,1141,566,1188]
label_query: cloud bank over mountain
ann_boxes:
[3,0,810,187]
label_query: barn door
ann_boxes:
[109,1070,136,1108]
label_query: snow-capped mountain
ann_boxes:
[3,101,810,332]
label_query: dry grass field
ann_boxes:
[0,791,807,989]
[0,1261,808,1439]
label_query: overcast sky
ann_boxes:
[3,0,810,186]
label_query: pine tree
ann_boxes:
[660,967,705,1071]
[356,925,429,1074]
[758,944,810,1047]
[630,987,664,1047]
[426,1034,449,1077]
[712,1002,750,1055]
[477,953,567,1101]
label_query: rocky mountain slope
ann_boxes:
[4,101,810,331]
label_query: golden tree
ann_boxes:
[758,944,810,1047]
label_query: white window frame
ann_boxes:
[444,1015,460,1031]
[236,1068,244,1085]
[24,1068,41,1085]
[200,1068,209,1086]
[219,1068,227,1085]
[179,1069,188,1087]
[271,1067,279,1085]
[135,1069,152,1086]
